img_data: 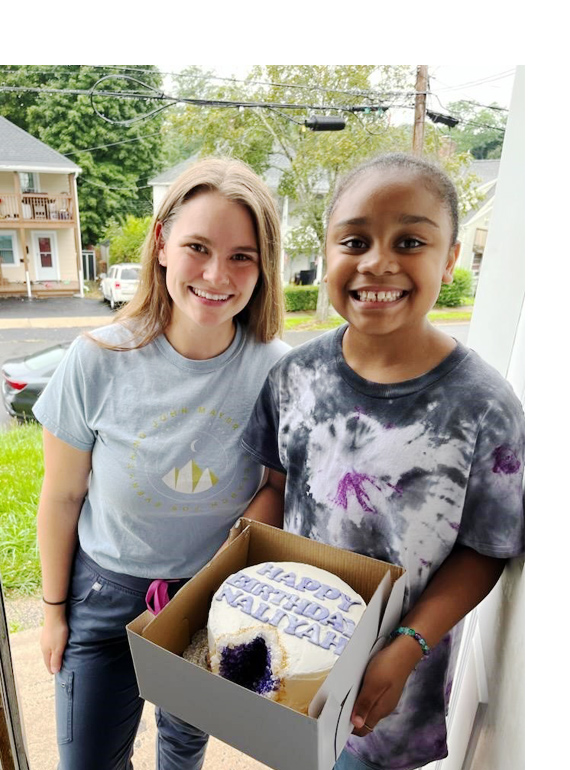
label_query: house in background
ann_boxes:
[0,116,84,298]
[457,159,500,291]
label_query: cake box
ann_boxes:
[127,519,405,770]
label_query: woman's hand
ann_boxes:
[40,606,69,675]
[350,636,421,737]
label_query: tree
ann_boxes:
[0,65,165,246]
[162,66,484,320]
[447,100,508,159]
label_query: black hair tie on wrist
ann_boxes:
[42,597,67,605]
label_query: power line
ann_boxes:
[0,77,507,135]
[0,64,512,115]
[62,130,164,156]
[432,69,515,92]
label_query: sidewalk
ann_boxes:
[9,621,270,770]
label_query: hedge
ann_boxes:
[284,270,473,312]
[284,285,319,312]
[436,268,473,308]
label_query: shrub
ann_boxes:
[107,215,152,265]
[436,267,473,307]
[284,285,319,312]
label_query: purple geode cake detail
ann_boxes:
[219,636,280,695]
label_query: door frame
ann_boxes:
[32,231,59,281]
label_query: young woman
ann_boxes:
[33,157,290,770]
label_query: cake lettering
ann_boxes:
[281,595,311,613]
[283,614,308,635]
[220,574,357,637]
[319,631,349,656]
[337,593,363,613]
[215,582,355,653]
[251,602,272,622]
[255,564,363,612]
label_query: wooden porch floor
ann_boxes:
[0,281,80,298]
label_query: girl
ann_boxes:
[32,157,290,770]
[241,152,524,770]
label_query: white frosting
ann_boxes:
[208,561,366,713]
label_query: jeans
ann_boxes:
[55,548,208,770]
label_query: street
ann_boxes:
[0,299,469,428]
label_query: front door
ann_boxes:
[33,233,58,281]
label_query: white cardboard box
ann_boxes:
[127,519,405,770]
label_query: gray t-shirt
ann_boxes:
[33,323,289,579]
[242,325,524,770]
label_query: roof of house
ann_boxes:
[0,116,81,173]
[148,155,200,186]
[469,158,500,186]
[150,151,329,196]
[461,159,501,226]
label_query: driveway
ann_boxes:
[0,295,113,320]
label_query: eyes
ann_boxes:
[339,236,425,251]
[185,243,257,263]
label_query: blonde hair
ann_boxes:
[99,157,284,350]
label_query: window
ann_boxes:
[119,267,141,280]
[0,234,18,266]
[19,172,39,193]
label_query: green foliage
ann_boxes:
[0,423,43,594]
[0,65,165,246]
[284,225,321,262]
[167,65,414,252]
[447,100,507,159]
[107,215,151,264]
[284,285,319,312]
[436,267,473,307]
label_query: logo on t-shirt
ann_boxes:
[162,458,219,494]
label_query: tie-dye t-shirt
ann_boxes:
[242,325,524,770]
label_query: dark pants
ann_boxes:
[56,548,208,770]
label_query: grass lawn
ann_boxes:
[0,422,43,597]
[285,306,472,331]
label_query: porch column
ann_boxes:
[14,172,32,299]
[69,172,84,297]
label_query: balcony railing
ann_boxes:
[0,192,74,222]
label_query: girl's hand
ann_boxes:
[40,607,69,675]
[350,636,422,737]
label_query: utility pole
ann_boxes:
[413,65,428,156]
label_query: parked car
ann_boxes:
[100,263,142,310]
[1,343,71,421]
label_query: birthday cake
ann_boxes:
[207,561,366,714]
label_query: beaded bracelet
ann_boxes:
[389,626,431,657]
[42,597,67,606]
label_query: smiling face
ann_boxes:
[158,190,260,357]
[325,169,459,347]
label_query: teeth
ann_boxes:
[356,290,403,303]
[192,288,230,301]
